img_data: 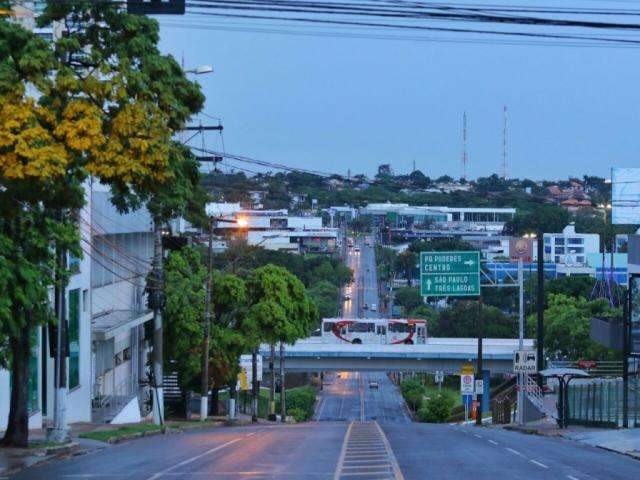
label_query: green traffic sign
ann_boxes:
[420,251,480,274]
[420,251,481,297]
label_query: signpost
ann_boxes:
[238,354,262,390]
[514,350,538,373]
[435,370,444,391]
[475,379,484,395]
[420,251,481,297]
[460,373,475,395]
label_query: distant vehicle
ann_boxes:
[369,381,379,389]
[363,303,369,310]
[370,303,377,311]
[344,293,351,301]
[354,247,361,253]
[365,239,371,246]
[321,318,428,345]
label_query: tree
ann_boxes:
[163,248,206,412]
[395,250,417,286]
[505,204,571,235]
[307,281,340,319]
[430,301,516,338]
[408,238,475,254]
[528,294,618,361]
[394,287,424,314]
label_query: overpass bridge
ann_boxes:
[259,337,534,375]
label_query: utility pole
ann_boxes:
[517,257,525,425]
[623,288,630,428]
[152,218,165,426]
[269,344,276,420]
[200,216,214,421]
[280,341,286,423]
[251,348,259,423]
[475,298,483,427]
[48,233,70,443]
[536,232,545,381]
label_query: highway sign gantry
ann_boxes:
[420,251,480,297]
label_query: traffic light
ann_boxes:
[127,0,185,15]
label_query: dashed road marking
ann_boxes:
[506,448,524,457]
[474,434,483,439]
[146,438,242,479]
[488,440,499,445]
[530,460,549,469]
[567,476,581,480]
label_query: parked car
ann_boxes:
[369,381,379,389]
[370,303,377,311]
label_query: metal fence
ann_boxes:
[567,376,640,428]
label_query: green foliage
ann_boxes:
[528,293,619,361]
[505,204,571,235]
[408,238,475,254]
[430,301,517,338]
[245,264,319,345]
[400,378,425,411]
[307,280,340,319]
[163,247,206,391]
[394,287,424,314]
[395,250,418,285]
[545,275,596,300]
[417,393,455,423]
[285,386,317,421]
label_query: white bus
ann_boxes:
[321,318,427,345]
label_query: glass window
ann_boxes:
[555,256,561,263]
[555,237,565,245]
[568,237,584,244]
[544,246,552,254]
[68,289,80,389]
[577,256,585,264]
[82,289,89,312]
[555,246,565,254]
[544,237,551,245]
[323,322,335,333]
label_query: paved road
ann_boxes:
[14,421,640,479]
[383,422,640,480]
[314,371,411,423]
[342,236,379,319]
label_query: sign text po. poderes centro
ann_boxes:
[420,251,480,297]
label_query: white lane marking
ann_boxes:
[530,460,549,469]
[245,432,255,437]
[567,476,581,480]
[506,448,524,457]
[474,434,483,439]
[333,422,354,480]
[488,440,499,445]
[374,422,404,480]
[146,438,242,479]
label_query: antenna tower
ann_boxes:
[501,106,508,179]
[461,112,468,181]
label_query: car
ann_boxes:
[363,303,369,310]
[370,303,377,311]
[354,247,361,253]
[369,381,379,389]
[344,293,351,301]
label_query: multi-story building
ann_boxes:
[543,224,600,267]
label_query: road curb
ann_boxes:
[0,442,80,477]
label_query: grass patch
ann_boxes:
[423,386,462,407]
[28,441,69,449]
[79,423,162,442]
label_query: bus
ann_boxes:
[321,318,427,345]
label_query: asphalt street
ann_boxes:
[314,371,411,423]
[342,236,379,319]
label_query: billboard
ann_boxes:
[629,275,640,356]
[509,237,534,263]
[612,168,640,225]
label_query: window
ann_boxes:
[123,347,132,361]
[68,253,80,274]
[270,218,288,229]
[544,246,552,254]
[555,237,565,245]
[82,289,89,312]
[555,256,561,263]
[68,289,80,389]
[544,237,551,245]
[568,237,584,245]
[555,246,565,254]
[577,256,585,264]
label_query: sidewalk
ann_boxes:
[501,418,640,460]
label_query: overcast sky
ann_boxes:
[156,1,640,181]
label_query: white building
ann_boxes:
[358,203,515,231]
[543,224,600,267]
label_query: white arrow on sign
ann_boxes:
[425,279,432,289]
[463,260,476,266]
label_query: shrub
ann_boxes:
[288,407,307,422]
[417,393,454,423]
[286,386,317,421]
[400,378,425,411]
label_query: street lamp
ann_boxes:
[597,203,613,285]
[184,64,214,75]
